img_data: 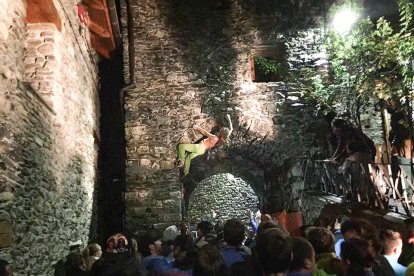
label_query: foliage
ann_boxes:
[253,56,287,82]
[300,0,414,125]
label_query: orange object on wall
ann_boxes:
[271,210,303,237]
[26,0,62,31]
[286,212,303,237]
[272,210,288,230]
[82,0,116,58]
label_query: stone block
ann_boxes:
[0,221,12,234]
[0,233,12,248]
[25,63,40,70]
[37,44,54,55]
[169,191,181,199]
[27,24,56,32]
[40,31,54,37]
[35,57,45,64]
[44,60,57,69]
[27,39,43,48]
[0,192,13,202]
[160,161,172,170]
[163,199,180,209]
[138,146,150,153]
[140,159,151,166]
[154,147,167,154]
[35,67,52,73]
[163,213,182,223]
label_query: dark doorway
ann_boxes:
[96,47,126,243]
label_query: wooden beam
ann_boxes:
[83,0,116,58]
[26,0,62,31]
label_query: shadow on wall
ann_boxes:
[237,0,327,33]
[156,0,238,116]
[12,154,91,274]
[0,82,94,274]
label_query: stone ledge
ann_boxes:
[22,82,56,116]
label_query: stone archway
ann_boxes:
[181,151,265,217]
[188,173,259,223]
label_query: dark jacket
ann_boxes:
[90,252,143,276]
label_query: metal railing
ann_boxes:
[303,159,414,216]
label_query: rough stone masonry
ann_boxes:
[0,0,99,274]
[121,0,354,233]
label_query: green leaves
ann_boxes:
[300,0,414,121]
[253,56,287,82]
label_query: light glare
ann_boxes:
[332,8,358,35]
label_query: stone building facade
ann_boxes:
[121,0,342,233]
[0,0,99,274]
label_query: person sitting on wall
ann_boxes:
[328,119,376,163]
[388,107,413,198]
[176,114,233,175]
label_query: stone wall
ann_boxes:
[188,173,258,223]
[0,0,99,274]
[122,0,335,231]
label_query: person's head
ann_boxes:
[106,233,129,253]
[290,237,316,273]
[68,240,83,254]
[174,234,195,259]
[218,127,231,142]
[306,227,335,255]
[341,238,375,275]
[193,244,228,276]
[332,119,348,130]
[404,218,414,244]
[197,221,213,238]
[65,253,86,272]
[85,243,102,258]
[138,231,163,257]
[256,228,293,274]
[341,219,377,241]
[0,259,12,276]
[179,221,189,235]
[257,220,282,235]
[380,229,403,257]
[223,219,245,246]
[162,225,179,243]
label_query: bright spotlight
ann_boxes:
[332,8,358,35]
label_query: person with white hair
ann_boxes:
[176,114,233,175]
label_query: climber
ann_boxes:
[176,114,233,175]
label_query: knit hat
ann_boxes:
[106,233,129,253]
